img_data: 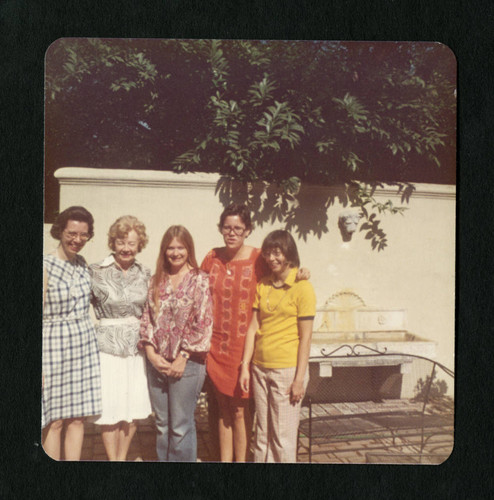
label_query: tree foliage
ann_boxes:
[45,39,456,248]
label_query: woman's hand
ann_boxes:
[168,356,187,379]
[146,348,171,375]
[239,364,250,393]
[239,311,259,393]
[296,267,311,281]
[287,379,305,405]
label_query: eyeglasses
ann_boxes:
[63,230,91,241]
[221,225,247,236]
[262,248,284,259]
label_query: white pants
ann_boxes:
[252,365,308,463]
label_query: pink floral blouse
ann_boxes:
[138,269,213,361]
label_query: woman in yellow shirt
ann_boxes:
[239,230,316,462]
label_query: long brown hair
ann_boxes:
[151,225,199,313]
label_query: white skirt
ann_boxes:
[94,350,152,425]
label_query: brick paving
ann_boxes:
[80,396,453,464]
[296,399,454,464]
[81,392,217,462]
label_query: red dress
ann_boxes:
[201,247,267,399]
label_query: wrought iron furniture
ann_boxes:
[297,345,454,464]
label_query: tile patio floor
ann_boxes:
[80,396,453,464]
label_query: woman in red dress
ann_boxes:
[201,204,263,462]
[201,204,308,462]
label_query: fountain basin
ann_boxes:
[310,330,437,360]
[307,293,437,399]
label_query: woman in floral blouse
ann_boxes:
[139,225,213,462]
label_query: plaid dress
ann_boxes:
[42,254,102,427]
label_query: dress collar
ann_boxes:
[99,254,117,267]
[268,267,298,288]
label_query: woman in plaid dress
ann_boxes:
[42,206,102,460]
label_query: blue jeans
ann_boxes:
[146,359,206,462]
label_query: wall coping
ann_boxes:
[54,167,456,200]
[55,167,219,190]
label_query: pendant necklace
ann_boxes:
[224,246,247,276]
[266,283,288,312]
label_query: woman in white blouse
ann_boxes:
[89,215,152,461]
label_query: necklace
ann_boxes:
[223,246,251,276]
[266,284,288,312]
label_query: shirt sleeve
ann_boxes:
[144,266,151,282]
[296,281,317,319]
[137,277,159,352]
[88,264,95,304]
[200,250,213,273]
[87,263,100,307]
[252,282,262,310]
[180,271,213,354]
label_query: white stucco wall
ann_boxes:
[44,167,455,376]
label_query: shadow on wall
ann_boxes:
[215,176,415,247]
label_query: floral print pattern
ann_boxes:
[138,269,213,360]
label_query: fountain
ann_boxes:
[308,291,437,400]
[312,291,435,356]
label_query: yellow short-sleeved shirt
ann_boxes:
[252,267,316,369]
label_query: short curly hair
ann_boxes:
[50,206,94,241]
[217,203,253,233]
[108,215,148,252]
